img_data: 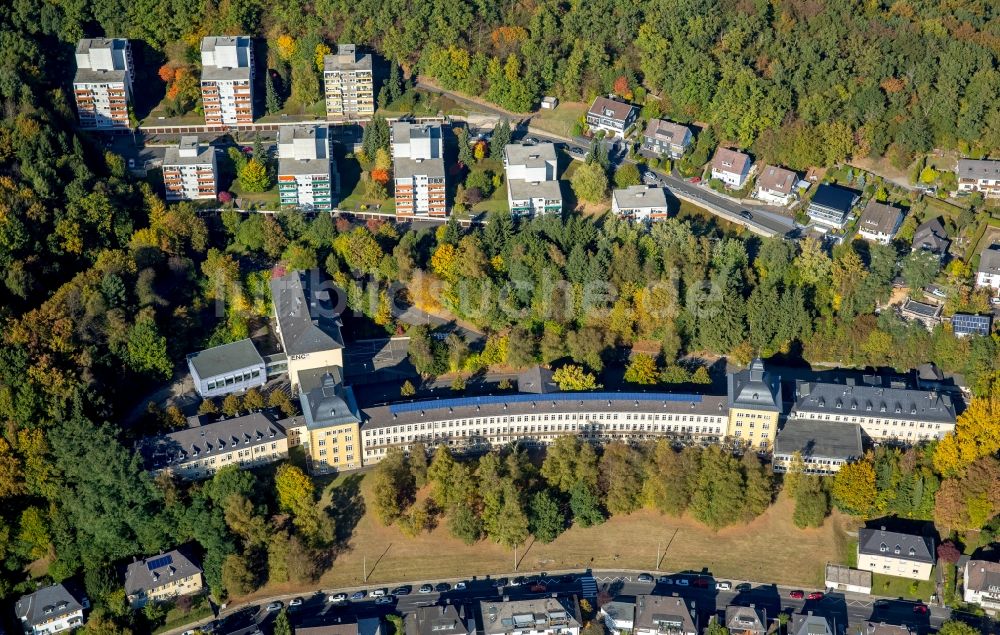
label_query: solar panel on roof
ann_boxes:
[389,391,702,415]
[146,555,173,571]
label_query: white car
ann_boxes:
[328,593,348,604]
[455,582,467,590]
[372,588,388,597]
[716,581,732,590]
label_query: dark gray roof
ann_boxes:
[15,583,86,627]
[271,270,345,356]
[187,338,264,379]
[299,367,362,430]
[517,366,558,394]
[901,299,941,319]
[725,605,766,633]
[979,246,1000,275]
[790,613,832,635]
[124,550,202,595]
[793,381,955,424]
[406,604,473,635]
[811,184,858,213]
[634,595,697,634]
[728,358,782,412]
[912,218,949,255]
[587,96,637,123]
[643,119,691,146]
[74,68,129,83]
[141,412,287,471]
[613,185,669,210]
[857,528,934,563]
[773,420,862,460]
[957,158,1000,181]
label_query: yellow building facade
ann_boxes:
[726,358,783,450]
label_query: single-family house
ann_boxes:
[642,119,692,159]
[951,313,992,338]
[634,595,697,635]
[15,583,88,635]
[790,613,832,635]
[585,96,637,139]
[900,298,942,329]
[956,159,1000,198]
[612,185,670,222]
[124,550,205,607]
[725,605,767,635]
[857,200,904,245]
[976,245,1000,292]
[856,527,934,581]
[863,623,915,635]
[807,184,859,229]
[710,147,753,189]
[407,604,474,635]
[963,560,1000,612]
[911,218,950,259]
[754,165,798,206]
[601,600,635,635]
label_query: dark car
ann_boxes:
[561,574,577,583]
[735,583,752,592]
[693,578,710,588]
[351,591,367,600]
[637,573,654,583]
[530,583,547,593]
[511,576,525,586]
[392,586,411,596]
[740,210,754,220]
[435,582,451,592]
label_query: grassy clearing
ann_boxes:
[532,102,588,138]
[312,476,842,590]
[872,570,936,601]
[230,183,280,209]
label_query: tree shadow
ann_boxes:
[326,473,366,549]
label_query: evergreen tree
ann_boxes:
[529,490,565,543]
[491,119,512,158]
[265,72,282,115]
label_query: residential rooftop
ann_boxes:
[394,156,446,179]
[406,604,472,635]
[323,44,373,73]
[634,594,697,635]
[479,596,581,635]
[613,185,669,210]
[912,218,950,255]
[508,179,562,202]
[504,142,558,168]
[757,165,797,195]
[164,137,216,166]
[857,527,934,563]
[15,582,87,628]
[186,338,264,379]
[124,550,202,596]
[858,200,903,236]
[964,560,1000,595]
[712,147,752,176]
[957,158,1000,181]
[643,119,691,145]
[810,184,859,213]
[979,245,1000,274]
[587,96,636,123]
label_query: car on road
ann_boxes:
[716,581,732,590]
[789,590,804,599]
[328,593,347,604]
[351,591,367,600]
[435,582,451,592]
[807,592,824,601]
[689,177,701,183]
[637,573,654,583]
[527,137,539,144]
[127,158,136,169]
[265,601,283,612]
[375,596,393,605]
[735,583,752,592]
[657,576,672,584]
[675,578,690,586]
[740,210,754,220]
[530,583,547,593]
[643,172,659,184]
[372,588,388,597]
[419,584,433,593]
[913,604,928,614]
[455,582,467,590]
[289,597,303,608]
[493,578,509,588]
[392,586,411,596]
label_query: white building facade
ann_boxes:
[201,36,254,125]
[162,136,218,201]
[504,142,562,216]
[277,125,334,211]
[74,38,133,129]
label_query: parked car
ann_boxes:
[789,590,804,599]
[455,582,467,590]
[657,576,673,584]
[265,601,283,612]
[913,604,928,614]
[807,592,824,601]
[419,584,433,594]
[735,583,752,592]
[392,586,411,596]
[289,597,304,608]
[511,576,525,586]
[740,210,754,220]
[716,581,732,590]
[372,588,388,597]
[676,579,690,586]
[127,158,136,169]
[637,573,654,583]
[351,591,367,600]
[328,593,347,604]
[436,582,451,592]
[689,176,701,183]
[530,583,547,593]
[493,578,509,588]
[375,596,393,605]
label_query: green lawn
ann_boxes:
[230,183,280,210]
[152,596,213,635]
[532,102,588,138]
[471,196,510,215]
[872,570,936,601]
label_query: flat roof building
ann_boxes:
[612,185,670,222]
[74,38,133,129]
[773,420,863,475]
[163,136,218,201]
[278,125,335,211]
[807,184,859,229]
[324,44,375,119]
[504,142,562,217]
[201,36,254,125]
[480,596,582,635]
[187,338,266,398]
[392,122,447,217]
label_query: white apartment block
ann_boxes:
[612,185,670,222]
[392,122,447,217]
[278,125,335,211]
[790,381,956,444]
[503,142,562,216]
[324,44,374,119]
[201,36,254,126]
[956,159,1000,198]
[74,38,133,129]
[162,136,218,201]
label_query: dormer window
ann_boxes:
[894,545,901,554]
[909,548,916,556]
[880,543,887,552]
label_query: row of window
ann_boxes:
[205,368,261,391]
[364,412,725,437]
[795,412,949,430]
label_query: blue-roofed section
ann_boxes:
[389,391,703,415]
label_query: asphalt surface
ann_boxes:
[189,571,951,635]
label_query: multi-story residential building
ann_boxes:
[162,136,218,201]
[292,367,362,474]
[772,420,863,475]
[504,142,562,216]
[951,313,992,338]
[480,596,582,635]
[726,358,782,450]
[911,218,950,259]
[612,185,670,222]
[710,147,753,189]
[789,613,832,635]
[600,600,635,635]
[725,605,767,635]
[392,122,447,217]
[323,44,374,119]
[634,595,697,635]
[856,527,934,581]
[15,583,88,635]
[407,604,475,635]
[142,412,289,480]
[642,119,692,159]
[278,125,335,211]
[585,96,638,139]
[270,269,346,392]
[956,159,1000,198]
[976,245,1000,292]
[73,38,133,129]
[201,36,254,126]
[753,165,798,206]
[187,338,267,398]
[857,200,904,245]
[790,379,956,443]
[360,391,730,465]
[123,550,204,607]
[807,184,859,229]
[963,560,1000,612]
